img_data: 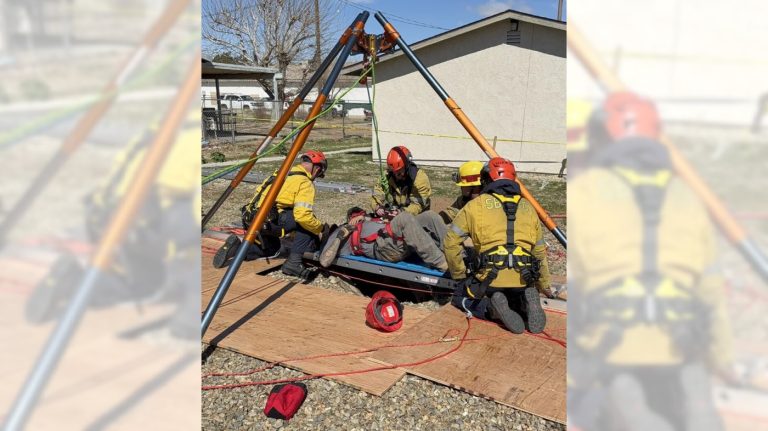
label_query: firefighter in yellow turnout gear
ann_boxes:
[444,158,551,334]
[568,93,731,430]
[213,150,330,279]
[372,146,432,216]
[439,161,484,224]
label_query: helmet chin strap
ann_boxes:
[311,164,324,180]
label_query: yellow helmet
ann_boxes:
[453,161,484,186]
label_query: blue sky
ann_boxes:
[329,0,566,42]
[203,0,566,57]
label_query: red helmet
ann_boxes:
[483,157,517,182]
[302,150,327,178]
[386,146,412,173]
[365,290,403,332]
[603,92,660,140]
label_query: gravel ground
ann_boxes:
[202,346,565,431]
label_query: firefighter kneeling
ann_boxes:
[213,150,330,280]
[444,157,551,334]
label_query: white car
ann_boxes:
[220,94,259,110]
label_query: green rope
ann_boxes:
[365,56,389,197]
[202,63,375,186]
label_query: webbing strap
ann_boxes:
[349,221,402,256]
[491,193,519,251]
[374,298,403,326]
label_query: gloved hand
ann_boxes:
[337,223,355,239]
[540,286,556,299]
[520,260,541,285]
[460,277,487,299]
[319,223,331,242]
[374,206,387,218]
[348,214,365,226]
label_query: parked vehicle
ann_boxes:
[327,102,347,118]
[219,94,260,110]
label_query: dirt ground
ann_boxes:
[201,138,567,277]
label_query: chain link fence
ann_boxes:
[201,95,373,145]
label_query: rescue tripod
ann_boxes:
[201,11,569,338]
[1,55,201,431]
[568,23,768,282]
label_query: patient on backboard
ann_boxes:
[319,206,448,272]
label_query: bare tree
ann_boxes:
[202,0,337,100]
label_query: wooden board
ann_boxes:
[200,236,284,277]
[370,306,567,424]
[201,270,432,395]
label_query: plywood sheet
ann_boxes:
[370,306,567,423]
[201,270,432,395]
[200,235,284,277]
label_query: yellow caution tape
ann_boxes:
[235,117,565,146]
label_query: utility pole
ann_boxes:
[312,0,322,69]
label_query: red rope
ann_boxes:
[470,314,567,347]
[202,317,475,391]
[529,331,567,348]
[202,328,501,379]
[202,311,567,391]
[209,226,247,235]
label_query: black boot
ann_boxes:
[489,292,525,334]
[522,287,547,333]
[282,253,313,280]
[213,234,241,268]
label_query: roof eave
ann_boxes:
[341,10,565,76]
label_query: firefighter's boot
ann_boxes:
[213,234,241,268]
[489,292,525,334]
[282,253,314,280]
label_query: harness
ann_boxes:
[581,166,709,360]
[349,219,403,256]
[592,168,701,323]
[475,193,540,287]
[240,170,309,231]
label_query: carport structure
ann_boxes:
[201,56,279,131]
